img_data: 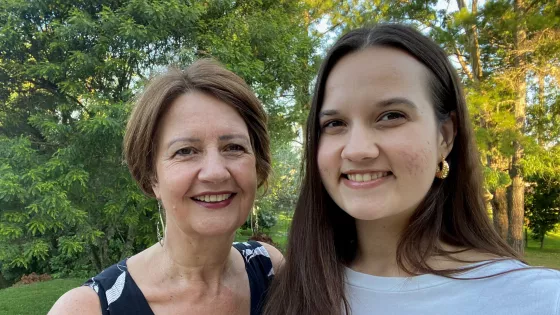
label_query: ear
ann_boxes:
[152,183,161,199]
[438,111,457,158]
[151,175,161,199]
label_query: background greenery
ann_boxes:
[0,1,558,312]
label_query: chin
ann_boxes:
[190,221,241,237]
[341,205,390,221]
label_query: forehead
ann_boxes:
[323,46,432,109]
[158,91,250,139]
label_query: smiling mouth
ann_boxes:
[191,193,235,203]
[342,171,392,182]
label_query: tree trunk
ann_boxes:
[507,0,527,255]
[123,224,137,258]
[90,246,103,273]
[536,73,545,144]
[540,234,544,250]
[491,187,509,240]
[0,272,10,289]
[457,0,483,81]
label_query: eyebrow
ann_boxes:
[319,109,339,118]
[166,137,200,149]
[166,134,250,148]
[377,97,418,109]
[319,97,418,118]
[218,134,250,142]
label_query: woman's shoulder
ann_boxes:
[48,286,101,315]
[467,259,560,279]
[233,240,284,273]
[456,260,560,313]
[48,259,132,315]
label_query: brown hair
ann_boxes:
[264,24,522,315]
[124,59,271,197]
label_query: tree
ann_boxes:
[0,0,316,281]
[525,176,560,249]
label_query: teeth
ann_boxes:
[193,194,232,202]
[347,172,389,182]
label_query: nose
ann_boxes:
[340,124,379,162]
[198,150,231,183]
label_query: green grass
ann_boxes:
[524,231,560,269]
[0,278,83,315]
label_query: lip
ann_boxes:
[342,169,390,175]
[191,191,235,198]
[190,191,236,209]
[341,173,392,189]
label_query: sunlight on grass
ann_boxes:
[524,231,560,269]
[0,278,83,315]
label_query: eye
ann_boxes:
[225,144,246,152]
[175,147,196,156]
[378,112,406,122]
[322,119,346,129]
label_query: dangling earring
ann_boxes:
[156,200,166,246]
[435,155,450,179]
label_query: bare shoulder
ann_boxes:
[257,241,285,272]
[48,286,101,315]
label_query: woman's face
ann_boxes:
[152,91,257,237]
[317,46,453,223]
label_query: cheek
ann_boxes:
[234,157,258,190]
[317,140,336,180]
[399,147,432,177]
[389,134,437,179]
[158,163,193,191]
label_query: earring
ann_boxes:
[435,155,450,179]
[156,200,166,246]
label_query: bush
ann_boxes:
[242,207,278,232]
[14,273,52,286]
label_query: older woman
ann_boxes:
[49,59,283,315]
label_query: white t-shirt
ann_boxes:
[345,260,560,315]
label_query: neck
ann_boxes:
[350,211,411,277]
[150,224,238,285]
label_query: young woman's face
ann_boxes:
[317,46,453,223]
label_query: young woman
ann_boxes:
[264,24,560,315]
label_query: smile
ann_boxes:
[192,193,234,203]
[343,171,391,182]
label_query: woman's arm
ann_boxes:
[48,286,102,315]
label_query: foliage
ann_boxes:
[525,176,560,248]
[0,0,315,281]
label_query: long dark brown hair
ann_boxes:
[264,24,522,315]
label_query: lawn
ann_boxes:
[0,278,83,315]
[524,231,560,269]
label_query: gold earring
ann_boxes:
[435,155,449,179]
